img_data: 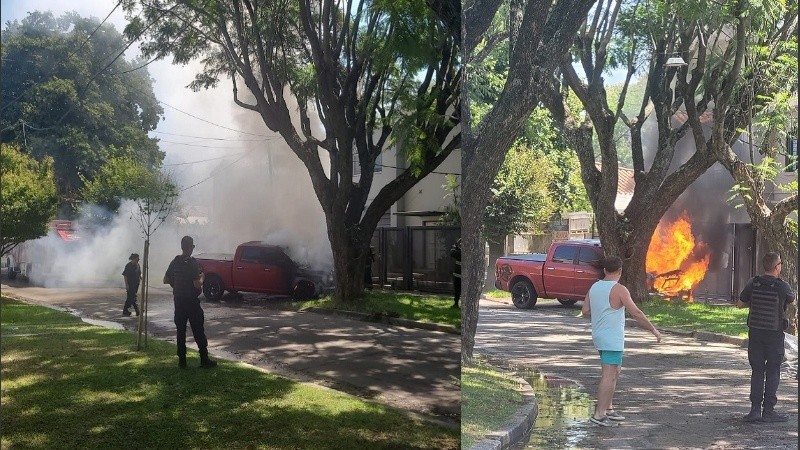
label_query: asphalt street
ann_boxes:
[1,282,461,425]
[475,298,799,449]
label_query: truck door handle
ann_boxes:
[576,270,585,273]
[546,267,555,270]
[264,268,271,272]
[236,266,244,269]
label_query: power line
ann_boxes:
[158,101,273,137]
[162,152,249,166]
[178,150,256,192]
[151,130,271,141]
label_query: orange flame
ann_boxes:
[646,212,710,299]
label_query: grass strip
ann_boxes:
[296,291,461,328]
[461,359,524,449]
[638,297,749,337]
[0,297,458,450]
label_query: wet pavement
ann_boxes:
[475,298,799,449]
[1,281,460,425]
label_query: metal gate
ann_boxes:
[370,226,460,293]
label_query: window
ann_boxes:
[352,149,383,177]
[240,247,261,263]
[552,245,578,264]
[578,248,602,267]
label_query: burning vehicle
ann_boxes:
[646,211,711,301]
[196,241,334,301]
[5,220,81,282]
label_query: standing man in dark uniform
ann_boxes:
[122,253,141,316]
[164,236,216,369]
[450,240,461,308]
[737,252,795,423]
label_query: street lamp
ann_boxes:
[665,55,688,68]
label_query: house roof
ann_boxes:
[595,163,636,195]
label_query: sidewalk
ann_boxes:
[471,296,799,450]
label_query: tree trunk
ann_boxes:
[327,218,371,302]
[485,235,505,292]
[136,239,150,351]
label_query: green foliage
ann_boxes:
[440,174,461,226]
[1,11,164,211]
[0,144,57,255]
[484,143,557,240]
[79,154,157,211]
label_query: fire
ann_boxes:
[646,212,710,300]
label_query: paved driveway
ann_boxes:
[2,282,460,424]
[475,298,798,449]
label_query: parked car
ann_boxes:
[196,241,333,301]
[495,239,603,309]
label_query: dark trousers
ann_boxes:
[174,297,209,357]
[748,328,785,411]
[453,276,461,305]
[123,287,139,312]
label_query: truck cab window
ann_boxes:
[578,248,602,267]
[240,247,261,263]
[552,246,578,264]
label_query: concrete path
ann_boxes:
[475,298,798,449]
[2,282,460,425]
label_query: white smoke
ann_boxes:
[17,66,333,288]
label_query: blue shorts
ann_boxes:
[598,350,623,366]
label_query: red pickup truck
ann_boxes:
[495,239,604,309]
[196,241,333,301]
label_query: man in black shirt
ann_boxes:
[163,236,216,369]
[122,253,141,316]
[737,251,795,423]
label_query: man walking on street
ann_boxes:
[581,255,661,427]
[122,253,141,316]
[164,236,216,369]
[737,251,795,423]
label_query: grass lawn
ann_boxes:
[483,290,509,299]
[0,297,458,450]
[638,296,749,337]
[461,359,524,449]
[295,291,460,328]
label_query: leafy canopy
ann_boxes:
[1,11,164,210]
[1,144,57,256]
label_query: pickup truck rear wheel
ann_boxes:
[511,279,538,309]
[203,275,225,302]
[557,299,578,306]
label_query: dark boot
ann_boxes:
[178,355,187,369]
[199,349,217,368]
[743,405,762,423]
[762,410,788,423]
[132,303,140,316]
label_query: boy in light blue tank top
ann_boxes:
[581,255,661,427]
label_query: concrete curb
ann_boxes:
[304,307,461,335]
[468,373,538,450]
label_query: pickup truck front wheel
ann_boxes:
[557,299,578,306]
[511,279,537,309]
[203,275,225,302]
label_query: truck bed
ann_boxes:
[195,253,234,262]
[497,253,547,262]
